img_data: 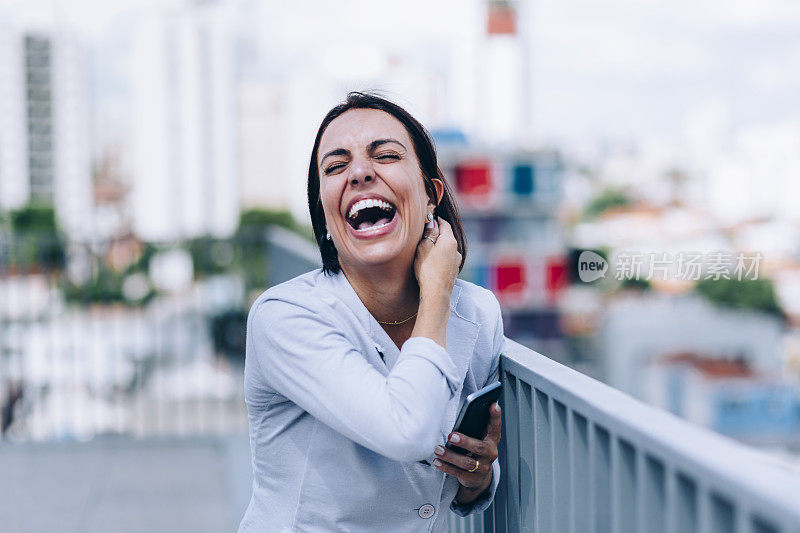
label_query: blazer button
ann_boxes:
[418,504,435,519]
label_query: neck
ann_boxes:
[340,260,422,324]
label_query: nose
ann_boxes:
[348,157,374,187]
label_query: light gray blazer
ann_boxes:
[238,268,505,533]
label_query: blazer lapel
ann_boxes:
[319,270,390,371]
[438,287,480,438]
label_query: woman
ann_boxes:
[238,92,506,532]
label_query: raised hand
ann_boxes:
[413,216,461,297]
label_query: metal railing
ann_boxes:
[449,338,800,533]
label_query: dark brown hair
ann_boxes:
[307,91,467,275]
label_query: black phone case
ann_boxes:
[445,381,502,455]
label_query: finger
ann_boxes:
[436,217,456,243]
[486,403,502,445]
[436,216,452,234]
[432,458,486,489]
[434,445,480,472]
[447,432,494,460]
[432,458,464,478]
[418,232,437,247]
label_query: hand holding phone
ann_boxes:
[445,381,502,455]
[432,382,501,493]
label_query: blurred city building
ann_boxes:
[600,294,785,398]
[438,141,567,356]
[645,351,800,446]
[431,0,569,357]
[0,15,92,238]
[130,2,239,241]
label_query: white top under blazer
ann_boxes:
[238,267,505,532]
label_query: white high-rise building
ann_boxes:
[130,3,239,241]
[0,19,28,213]
[477,0,533,148]
[0,13,92,237]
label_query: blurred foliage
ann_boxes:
[232,208,313,291]
[61,240,158,306]
[123,242,159,276]
[583,187,632,221]
[187,236,236,276]
[3,204,315,304]
[695,277,783,318]
[618,276,652,291]
[237,208,298,233]
[10,203,59,233]
[236,208,315,242]
[62,266,125,305]
[3,204,66,272]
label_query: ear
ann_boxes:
[429,178,445,207]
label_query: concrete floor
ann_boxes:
[0,432,253,533]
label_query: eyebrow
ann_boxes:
[369,138,406,152]
[319,138,406,166]
[319,148,349,166]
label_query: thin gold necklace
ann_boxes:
[377,310,418,326]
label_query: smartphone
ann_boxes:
[445,381,502,455]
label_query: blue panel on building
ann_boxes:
[713,385,800,436]
[430,128,468,147]
[511,163,534,196]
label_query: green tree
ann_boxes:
[7,203,66,272]
[695,277,783,318]
[619,276,652,291]
[233,208,313,291]
[238,208,298,232]
[583,187,632,221]
[236,208,314,242]
[187,236,235,276]
[10,204,59,233]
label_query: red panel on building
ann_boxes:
[487,2,517,36]
[454,161,492,198]
[545,256,568,303]
[493,259,527,303]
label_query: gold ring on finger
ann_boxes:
[424,236,436,244]
[468,459,479,472]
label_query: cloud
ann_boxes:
[530,0,800,147]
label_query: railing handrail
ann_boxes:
[500,337,800,526]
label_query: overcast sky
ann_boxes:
[8,0,800,153]
[530,0,800,149]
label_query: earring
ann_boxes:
[325,231,331,240]
[426,213,433,222]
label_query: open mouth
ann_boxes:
[346,199,397,232]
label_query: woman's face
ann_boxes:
[317,108,442,275]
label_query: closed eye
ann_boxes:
[323,162,347,175]
[323,153,400,174]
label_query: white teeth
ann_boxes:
[355,218,392,232]
[347,198,394,219]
